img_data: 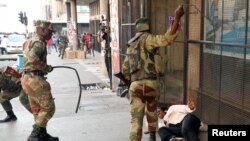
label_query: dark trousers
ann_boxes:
[158,114,201,141]
[104,55,112,80]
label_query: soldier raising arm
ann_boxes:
[122,5,184,141]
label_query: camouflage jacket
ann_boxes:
[22,34,52,74]
[0,71,21,92]
[122,28,179,82]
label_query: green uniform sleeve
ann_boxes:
[122,55,131,81]
[145,28,180,50]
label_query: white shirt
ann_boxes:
[163,105,194,125]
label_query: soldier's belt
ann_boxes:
[24,70,44,77]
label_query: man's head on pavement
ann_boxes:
[157,103,169,119]
[135,17,150,32]
[33,20,54,40]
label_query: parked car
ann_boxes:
[2,34,25,54]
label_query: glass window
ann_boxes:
[8,34,25,42]
[204,0,250,56]
[77,6,90,13]
[205,0,248,45]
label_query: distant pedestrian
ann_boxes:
[52,33,59,52]
[21,20,58,141]
[58,32,68,59]
[47,37,53,54]
[81,32,86,51]
[85,33,94,56]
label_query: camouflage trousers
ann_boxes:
[0,89,19,111]
[0,88,31,112]
[21,75,55,128]
[129,79,160,141]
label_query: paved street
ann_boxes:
[0,50,156,141]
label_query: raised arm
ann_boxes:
[170,5,185,35]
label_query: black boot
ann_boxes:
[0,110,17,123]
[27,125,42,141]
[27,125,59,141]
[149,131,156,141]
[43,127,59,141]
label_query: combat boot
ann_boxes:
[27,125,59,141]
[0,110,17,123]
[149,131,156,141]
[42,127,59,141]
[27,125,42,141]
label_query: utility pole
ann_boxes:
[23,12,28,38]
[18,11,28,38]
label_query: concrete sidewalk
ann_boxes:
[0,50,154,141]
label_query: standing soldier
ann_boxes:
[121,5,184,141]
[0,66,31,123]
[21,20,58,141]
[58,32,68,59]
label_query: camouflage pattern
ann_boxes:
[129,80,160,141]
[0,71,31,112]
[19,90,32,112]
[22,35,52,74]
[33,20,55,32]
[21,33,55,127]
[122,25,180,141]
[122,29,179,82]
[0,88,20,111]
[58,34,68,55]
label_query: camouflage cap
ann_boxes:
[33,20,55,32]
[135,17,150,32]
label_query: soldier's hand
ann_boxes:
[175,5,184,19]
[48,65,53,72]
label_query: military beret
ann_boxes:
[135,17,150,25]
[33,20,55,32]
[135,17,150,32]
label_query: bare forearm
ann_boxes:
[170,18,180,35]
[170,5,184,35]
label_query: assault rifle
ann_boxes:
[114,72,130,98]
[114,72,131,87]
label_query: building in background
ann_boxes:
[41,0,90,34]
[80,0,250,125]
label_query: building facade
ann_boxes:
[74,0,250,124]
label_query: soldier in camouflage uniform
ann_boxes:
[21,20,59,141]
[0,67,31,123]
[122,5,184,141]
[58,32,68,59]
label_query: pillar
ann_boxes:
[100,0,108,18]
[66,2,71,22]
[99,0,109,77]
[70,0,78,51]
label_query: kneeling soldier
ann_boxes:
[0,66,31,123]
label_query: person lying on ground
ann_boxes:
[158,100,207,141]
